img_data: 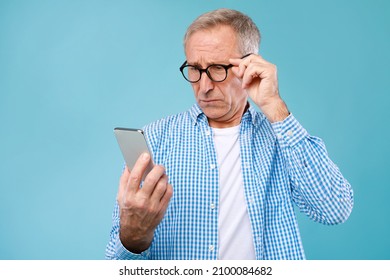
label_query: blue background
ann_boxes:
[1,0,389,259]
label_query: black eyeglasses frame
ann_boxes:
[179,53,252,83]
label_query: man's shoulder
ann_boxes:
[142,107,196,151]
[143,106,198,140]
[145,109,193,130]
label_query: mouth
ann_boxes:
[200,99,221,104]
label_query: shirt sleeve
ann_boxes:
[271,114,354,225]
[105,201,151,260]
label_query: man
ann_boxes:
[106,8,353,260]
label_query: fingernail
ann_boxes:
[142,153,150,160]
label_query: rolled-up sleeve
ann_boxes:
[272,114,354,225]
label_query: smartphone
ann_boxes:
[114,127,154,180]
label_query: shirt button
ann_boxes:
[287,130,294,136]
[277,133,282,139]
[209,245,215,252]
[210,203,216,209]
[210,164,216,169]
[205,130,211,136]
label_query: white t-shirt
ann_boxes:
[212,125,256,260]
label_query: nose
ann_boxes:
[198,72,214,94]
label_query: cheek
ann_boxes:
[191,84,200,96]
[230,76,244,92]
[222,79,246,101]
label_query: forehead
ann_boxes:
[185,25,240,64]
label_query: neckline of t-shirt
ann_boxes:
[211,124,240,136]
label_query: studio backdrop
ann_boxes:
[0,0,389,259]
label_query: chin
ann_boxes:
[203,110,227,121]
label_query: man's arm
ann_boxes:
[272,115,353,224]
[230,54,353,223]
[105,153,173,259]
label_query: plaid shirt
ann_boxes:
[106,103,353,260]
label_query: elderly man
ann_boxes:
[106,8,353,260]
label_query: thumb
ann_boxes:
[230,66,242,79]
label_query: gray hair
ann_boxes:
[183,8,261,55]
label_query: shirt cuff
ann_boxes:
[271,114,309,148]
[114,235,151,260]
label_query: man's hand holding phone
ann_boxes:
[117,153,173,254]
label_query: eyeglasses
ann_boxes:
[179,54,251,83]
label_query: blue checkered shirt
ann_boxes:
[106,103,353,260]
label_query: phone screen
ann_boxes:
[114,128,154,180]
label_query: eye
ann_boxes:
[187,66,199,73]
[211,65,225,71]
[209,65,226,74]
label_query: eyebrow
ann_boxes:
[187,54,252,67]
[188,62,203,67]
[187,60,229,67]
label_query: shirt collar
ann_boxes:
[189,102,265,127]
[189,103,204,125]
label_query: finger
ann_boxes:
[229,58,247,78]
[229,57,243,66]
[230,64,242,80]
[127,153,152,192]
[230,54,269,75]
[117,166,131,203]
[241,62,264,88]
[229,54,256,77]
[154,183,173,221]
[140,165,167,197]
[242,60,276,89]
[161,184,173,206]
[241,54,267,64]
[147,175,169,214]
[229,53,256,66]
[150,173,169,202]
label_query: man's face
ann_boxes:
[185,25,248,128]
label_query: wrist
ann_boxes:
[260,98,290,123]
[119,225,153,254]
